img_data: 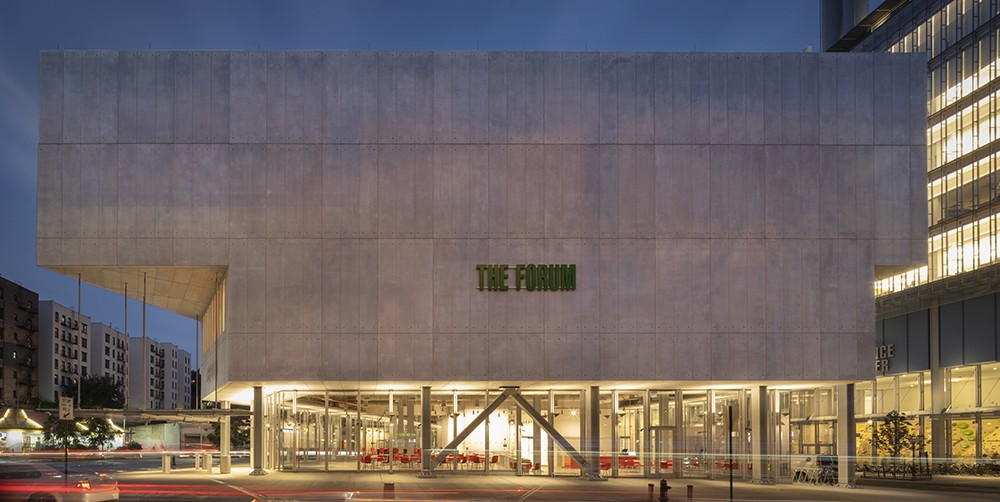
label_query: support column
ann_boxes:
[674,391,683,478]
[750,385,772,484]
[516,404,523,476]
[837,383,857,487]
[929,300,946,465]
[643,390,651,477]
[588,386,601,479]
[485,389,491,475]
[220,401,232,473]
[611,390,619,478]
[547,390,554,477]
[532,396,542,474]
[419,386,433,478]
[250,386,266,475]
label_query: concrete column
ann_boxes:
[750,386,772,484]
[547,390,554,477]
[515,404,523,476]
[611,390,619,478]
[588,385,601,479]
[250,386,266,475]
[674,391,683,478]
[928,300,947,464]
[532,396,542,472]
[837,383,857,487]
[485,389,491,475]
[220,400,232,473]
[642,390,651,477]
[419,386,433,477]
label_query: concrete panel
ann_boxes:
[853,53,874,145]
[835,54,856,145]
[890,53,912,146]
[671,55,692,144]
[799,55,819,145]
[762,56,782,144]
[154,53,175,142]
[39,52,63,142]
[689,55,710,144]
[655,239,711,333]
[377,240,433,333]
[726,54,747,144]
[172,52,194,143]
[61,52,83,143]
[779,54,801,145]
[872,53,893,146]
[191,53,213,142]
[745,53,765,144]
[652,54,673,143]
[817,55,837,145]
[708,55,728,144]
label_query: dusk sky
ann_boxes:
[0,0,842,363]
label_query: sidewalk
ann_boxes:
[857,473,1000,494]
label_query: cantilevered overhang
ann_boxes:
[41,265,225,319]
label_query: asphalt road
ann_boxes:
[6,457,1000,501]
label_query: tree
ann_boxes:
[40,414,85,450]
[874,410,918,460]
[208,416,251,449]
[60,375,126,409]
[83,417,117,450]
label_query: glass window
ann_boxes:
[898,373,924,412]
[876,376,897,413]
[950,365,978,408]
[984,417,1000,460]
[984,364,1000,407]
[951,419,978,461]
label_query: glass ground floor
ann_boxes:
[258,385,843,480]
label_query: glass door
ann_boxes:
[651,426,676,477]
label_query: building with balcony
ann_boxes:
[90,322,129,397]
[128,337,190,410]
[0,276,39,407]
[37,301,89,403]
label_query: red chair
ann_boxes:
[489,455,499,467]
[360,454,374,470]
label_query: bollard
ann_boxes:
[161,453,172,473]
[659,479,671,502]
[202,453,214,474]
[383,482,395,499]
[687,484,693,501]
[647,483,654,502]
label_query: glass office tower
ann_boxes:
[829,0,1000,465]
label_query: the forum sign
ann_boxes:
[476,264,576,292]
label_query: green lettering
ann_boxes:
[563,264,576,291]
[538,265,547,291]
[500,264,509,291]
[525,264,536,291]
[515,264,525,291]
[476,264,486,291]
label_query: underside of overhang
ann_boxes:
[43,265,227,319]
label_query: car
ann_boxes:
[0,462,119,502]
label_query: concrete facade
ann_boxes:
[37,51,927,400]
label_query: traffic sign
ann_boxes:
[59,396,74,420]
